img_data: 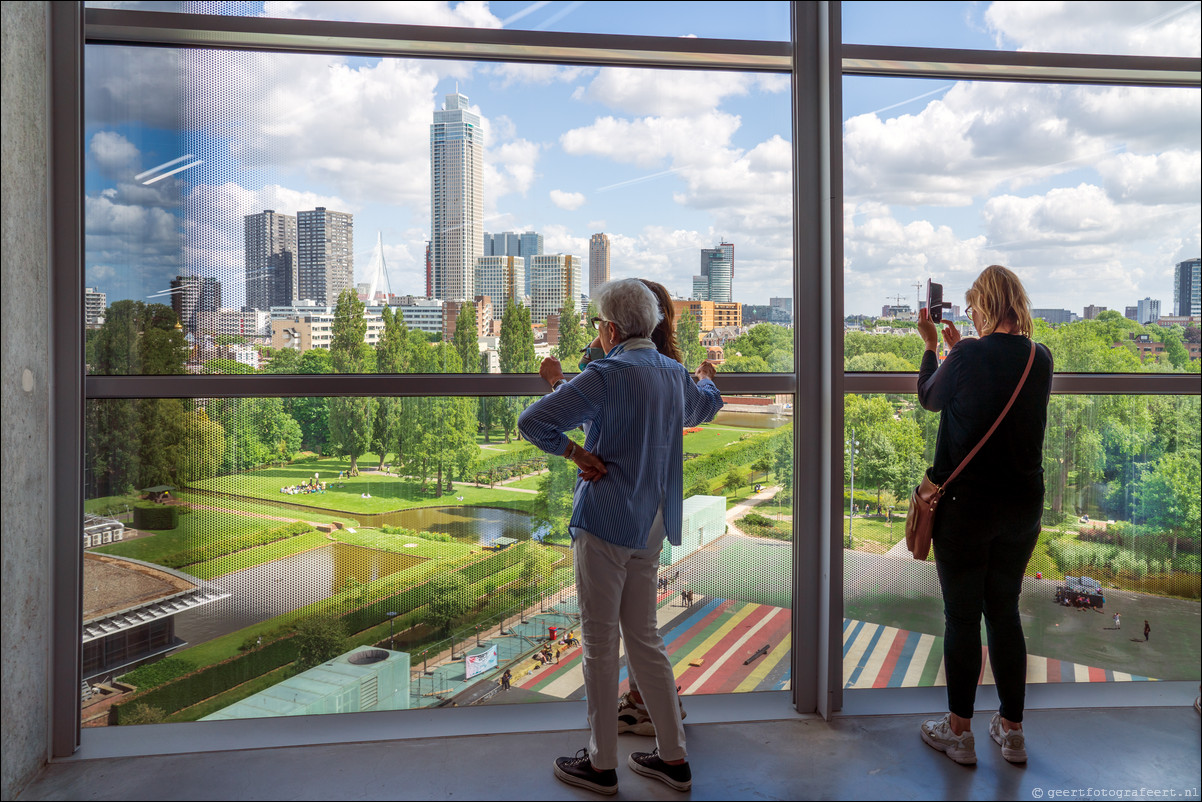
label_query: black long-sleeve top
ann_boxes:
[917,333,1054,501]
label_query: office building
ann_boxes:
[484,231,521,258]
[244,210,297,310]
[693,243,734,302]
[519,231,544,295]
[84,286,106,329]
[169,275,222,336]
[529,253,582,324]
[430,91,483,301]
[475,255,525,323]
[424,241,433,298]
[672,299,743,332]
[1083,304,1107,320]
[1125,305,1140,321]
[1033,308,1075,326]
[1136,297,1161,325]
[1175,257,1200,317]
[214,308,271,342]
[296,207,353,307]
[588,232,610,296]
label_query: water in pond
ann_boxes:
[174,542,422,647]
[352,505,548,545]
[711,410,790,429]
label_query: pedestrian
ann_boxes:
[501,669,512,691]
[1113,612,1121,629]
[520,278,722,794]
[915,265,1053,767]
[681,590,688,607]
[1144,620,1150,642]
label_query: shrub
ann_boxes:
[133,504,178,530]
[120,703,167,725]
[156,520,314,569]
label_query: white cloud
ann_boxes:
[550,189,586,210]
[89,132,140,179]
[1097,150,1202,205]
[485,140,542,204]
[985,1,1200,58]
[85,46,183,130]
[486,62,593,89]
[579,68,761,117]
[562,111,744,169]
[261,1,502,27]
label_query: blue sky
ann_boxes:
[85,1,1200,316]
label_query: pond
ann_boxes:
[353,505,549,546]
[711,409,790,429]
[174,542,423,646]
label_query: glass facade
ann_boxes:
[40,0,1195,758]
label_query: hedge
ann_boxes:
[156,521,314,570]
[133,504,178,530]
[682,425,791,491]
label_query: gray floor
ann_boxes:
[17,692,1202,801]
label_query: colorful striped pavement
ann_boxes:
[511,595,1155,699]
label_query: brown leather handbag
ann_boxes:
[905,341,1036,560]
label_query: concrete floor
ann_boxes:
[17,691,1201,801]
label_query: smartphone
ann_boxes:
[926,279,951,324]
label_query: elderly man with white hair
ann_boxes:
[519,278,723,795]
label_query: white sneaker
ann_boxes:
[921,713,977,765]
[989,713,1027,763]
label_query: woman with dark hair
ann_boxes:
[915,265,1053,767]
[640,279,684,365]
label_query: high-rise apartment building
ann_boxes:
[693,243,733,302]
[424,241,433,298]
[589,233,610,297]
[297,207,353,306]
[1175,257,1201,317]
[1083,304,1107,320]
[529,254,581,324]
[430,91,483,301]
[1136,297,1161,325]
[244,210,297,310]
[475,255,525,323]
[170,275,222,336]
[519,231,543,296]
[84,287,106,329]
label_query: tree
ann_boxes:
[553,296,588,364]
[178,409,225,482]
[498,302,537,442]
[90,300,188,376]
[425,573,471,635]
[720,323,792,373]
[532,451,578,541]
[1135,448,1202,560]
[328,290,376,474]
[451,301,480,376]
[294,615,346,669]
[676,311,707,371]
[372,307,408,469]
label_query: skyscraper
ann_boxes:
[1175,257,1200,317]
[84,287,106,329]
[244,210,297,310]
[589,233,610,297]
[519,231,544,296]
[484,231,521,258]
[297,207,353,306]
[1136,297,1161,325]
[529,254,581,324]
[475,255,525,324]
[694,243,733,302]
[430,91,484,301]
[170,275,222,335]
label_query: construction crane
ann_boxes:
[913,282,924,310]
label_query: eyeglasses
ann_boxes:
[590,316,610,330]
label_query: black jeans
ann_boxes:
[933,490,1039,723]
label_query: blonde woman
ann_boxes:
[915,265,1054,766]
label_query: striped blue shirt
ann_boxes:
[518,339,724,549]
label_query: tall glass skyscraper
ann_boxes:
[589,232,610,297]
[1175,257,1201,317]
[430,92,484,302]
[694,242,733,303]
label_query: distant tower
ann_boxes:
[244,210,297,310]
[519,231,544,296]
[170,275,222,335]
[530,254,581,324]
[694,243,733,303]
[363,232,393,302]
[424,241,433,298]
[1175,257,1201,317]
[430,91,484,301]
[297,207,353,306]
[475,255,526,324]
[589,233,611,297]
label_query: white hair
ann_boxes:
[593,278,662,339]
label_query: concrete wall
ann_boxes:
[1,2,52,797]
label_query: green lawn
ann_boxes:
[682,424,760,455]
[186,531,331,580]
[93,508,287,566]
[188,458,544,514]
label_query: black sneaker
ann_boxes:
[628,749,692,791]
[554,749,618,795]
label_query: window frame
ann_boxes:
[51,0,1201,759]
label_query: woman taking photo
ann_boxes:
[915,265,1053,766]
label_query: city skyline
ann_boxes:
[83,1,1199,316]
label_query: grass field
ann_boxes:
[93,508,291,566]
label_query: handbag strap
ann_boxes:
[938,340,1037,494]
